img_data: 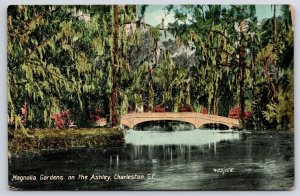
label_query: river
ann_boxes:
[9,127,294,190]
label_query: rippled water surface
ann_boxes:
[9,129,294,190]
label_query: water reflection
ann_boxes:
[125,129,240,154]
[9,129,294,190]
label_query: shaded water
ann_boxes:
[9,128,294,190]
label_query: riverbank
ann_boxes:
[8,128,124,154]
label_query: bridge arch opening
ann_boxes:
[199,123,230,130]
[122,124,131,130]
[133,120,195,131]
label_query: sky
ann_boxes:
[141,5,283,27]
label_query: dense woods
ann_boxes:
[8,5,294,131]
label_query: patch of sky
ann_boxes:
[139,5,283,27]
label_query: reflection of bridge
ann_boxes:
[120,112,239,128]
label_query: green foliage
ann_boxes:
[167,5,293,130]
[263,72,294,129]
[9,128,124,153]
[8,5,294,131]
[8,5,137,129]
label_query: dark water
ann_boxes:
[9,129,294,190]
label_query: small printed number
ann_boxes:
[213,168,235,174]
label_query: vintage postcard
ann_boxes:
[8,5,294,190]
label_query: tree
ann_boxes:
[8,5,91,129]
[8,5,293,131]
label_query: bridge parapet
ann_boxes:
[121,112,239,128]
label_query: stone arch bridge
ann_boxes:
[120,112,239,129]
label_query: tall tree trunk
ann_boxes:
[262,61,277,97]
[239,20,246,129]
[213,80,218,115]
[110,5,119,127]
[148,66,154,111]
[273,5,277,44]
[273,5,280,80]
[148,38,158,111]
[251,47,257,129]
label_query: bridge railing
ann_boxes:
[121,112,238,125]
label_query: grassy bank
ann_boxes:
[8,128,124,154]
